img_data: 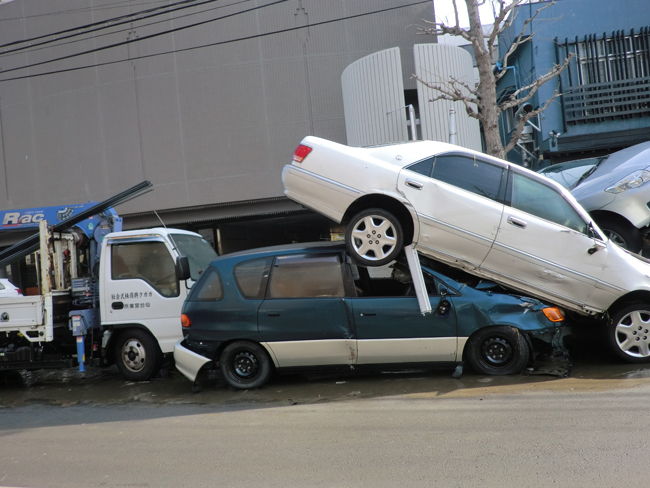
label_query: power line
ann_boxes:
[0,0,431,83]
[0,0,201,49]
[0,0,177,22]
[0,0,244,57]
[0,0,251,59]
[0,0,288,74]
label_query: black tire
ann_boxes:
[607,304,650,363]
[220,341,272,389]
[114,329,163,381]
[466,326,530,375]
[594,216,642,253]
[345,208,404,267]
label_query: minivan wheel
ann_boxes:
[345,208,404,267]
[220,341,272,389]
[466,326,530,375]
[607,305,650,363]
[595,216,643,253]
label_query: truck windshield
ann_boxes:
[169,234,219,281]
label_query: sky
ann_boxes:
[432,0,499,28]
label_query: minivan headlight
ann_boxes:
[605,170,650,193]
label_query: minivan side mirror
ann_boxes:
[176,256,191,281]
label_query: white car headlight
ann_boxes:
[605,170,650,194]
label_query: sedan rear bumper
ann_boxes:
[173,339,211,383]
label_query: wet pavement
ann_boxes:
[2,323,650,408]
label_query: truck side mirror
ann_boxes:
[176,256,191,281]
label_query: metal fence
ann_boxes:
[556,27,650,127]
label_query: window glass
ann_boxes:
[169,233,218,281]
[267,254,344,299]
[0,283,5,290]
[192,266,223,301]
[405,158,433,177]
[511,173,588,234]
[111,242,178,297]
[233,257,272,299]
[351,262,438,297]
[432,155,503,200]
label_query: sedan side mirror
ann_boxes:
[176,256,191,281]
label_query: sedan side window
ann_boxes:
[267,254,345,299]
[432,155,504,201]
[511,173,588,234]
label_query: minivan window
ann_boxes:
[432,155,503,201]
[511,173,588,234]
[267,254,345,299]
[233,257,272,299]
[192,266,223,301]
[111,242,179,297]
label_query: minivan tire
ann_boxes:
[220,341,272,389]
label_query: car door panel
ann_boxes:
[397,155,505,270]
[351,296,458,364]
[480,171,607,310]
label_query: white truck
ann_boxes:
[0,183,218,381]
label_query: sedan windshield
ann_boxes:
[169,234,219,280]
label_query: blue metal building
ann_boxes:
[496,0,650,168]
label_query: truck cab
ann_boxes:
[99,228,218,380]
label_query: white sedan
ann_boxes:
[282,136,650,364]
[0,278,22,297]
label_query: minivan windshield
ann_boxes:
[169,234,219,280]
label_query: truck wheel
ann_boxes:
[345,208,404,267]
[594,216,642,253]
[607,305,650,363]
[115,329,163,381]
[220,341,272,389]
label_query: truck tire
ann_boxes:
[114,329,163,381]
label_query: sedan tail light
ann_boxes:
[293,144,312,163]
[181,314,192,328]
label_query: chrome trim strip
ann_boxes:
[288,165,362,195]
[490,241,625,293]
[416,213,494,244]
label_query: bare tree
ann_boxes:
[415,0,572,160]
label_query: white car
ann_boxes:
[539,141,650,253]
[282,136,650,364]
[0,278,22,297]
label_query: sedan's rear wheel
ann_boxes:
[345,208,404,267]
[607,305,650,363]
[220,341,272,389]
[466,326,530,375]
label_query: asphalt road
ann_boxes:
[2,385,650,488]
[2,328,650,488]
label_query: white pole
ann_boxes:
[449,108,456,145]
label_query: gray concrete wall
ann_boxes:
[0,0,431,215]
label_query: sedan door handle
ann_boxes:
[405,179,423,190]
[507,216,527,229]
[266,311,280,317]
[359,312,376,316]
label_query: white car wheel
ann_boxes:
[345,208,404,266]
[608,305,650,363]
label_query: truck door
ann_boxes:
[102,238,186,353]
